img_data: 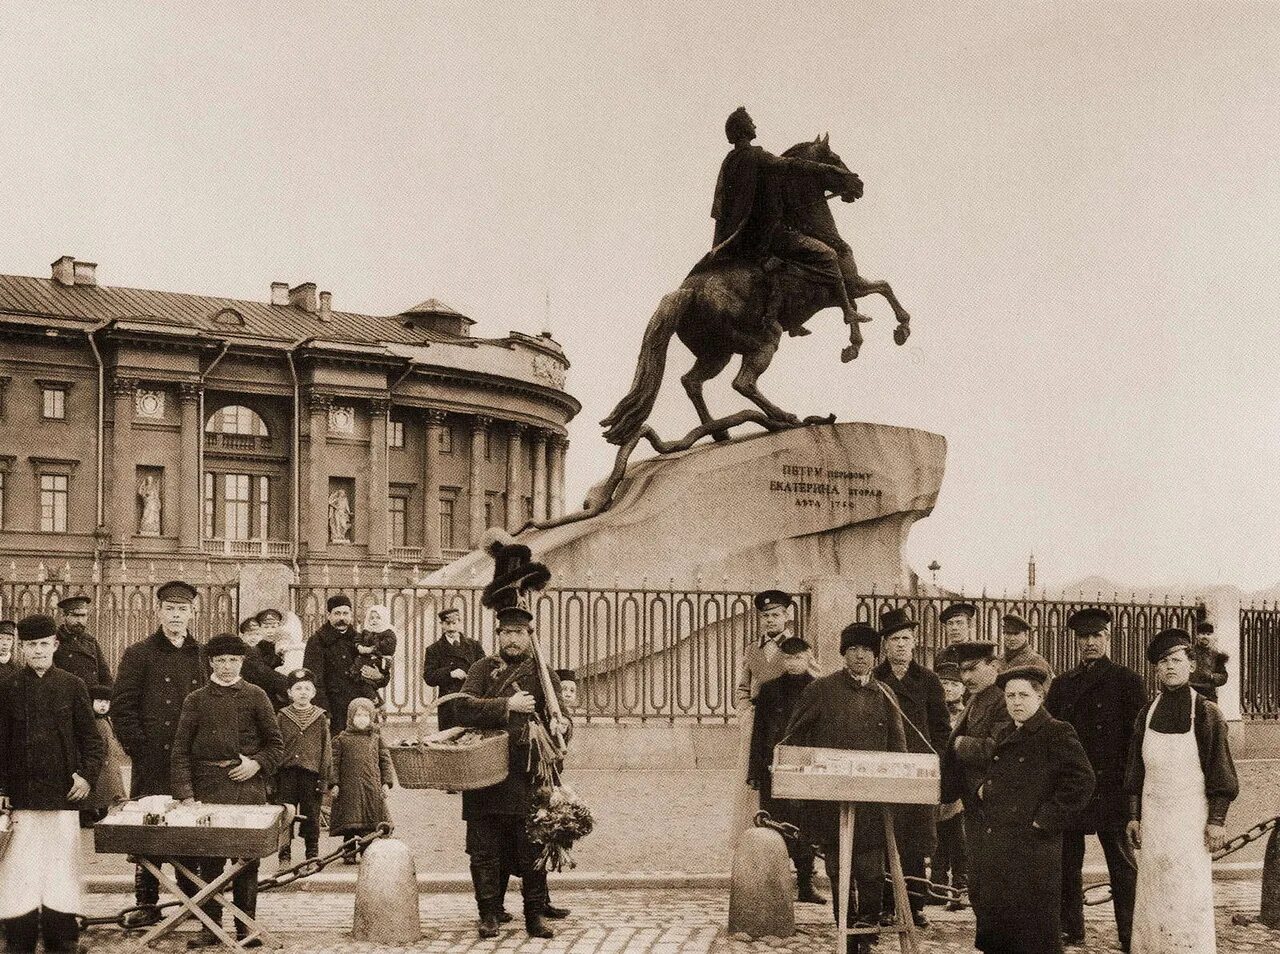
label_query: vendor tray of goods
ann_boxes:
[100,796,281,829]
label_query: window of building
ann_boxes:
[224,474,251,540]
[42,387,66,420]
[204,472,270,539]
[439,497,455,550]
[203,472,215,538]
[389,495,408,547]
[40,474,68,532]
[389,420,405,449]
[257,475,270,538]
[206,405,269,437]
[439,425,453,454]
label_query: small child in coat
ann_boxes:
[329,697,394,862]
[276,669,333,862]
[352,605,398,707]
[83,684,127,820]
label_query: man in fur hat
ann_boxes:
[784,623,907,954]
[304,594,387,733]
[0,614,104,953]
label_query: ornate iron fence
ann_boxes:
[291,584,810,723]
[0,580,239,672]
[1240,602,1280,720]
[848,592,1202,696]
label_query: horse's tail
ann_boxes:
[600,289,691,446]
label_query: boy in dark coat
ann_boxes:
[422,608,485,729]
[276,668,333,862]
[748,635,823,904]
[1188,622,1229,702]
[171,633,284,948]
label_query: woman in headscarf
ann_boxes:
[1125,628,1239,954]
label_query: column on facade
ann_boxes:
[468,415,490,546]
[422,410,444,562]
[531,430,548,522]
[550,435,567,518]
[305,391,330,556]
[505,422,525,531]
[367,397,389,559]
[109,375,136,545]
[177,382,201,551]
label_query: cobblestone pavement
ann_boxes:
[79,881,1274,953]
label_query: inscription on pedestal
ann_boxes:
[769,464,884,510]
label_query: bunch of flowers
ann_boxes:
[527,784,594,872]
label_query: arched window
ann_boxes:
[206,405,269,437]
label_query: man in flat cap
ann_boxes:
[0,614,104,953]
[997,613,1053,680]
[935,602,977,668]
[873,608,951,928]
[1189,621,1229,703]
[53,595,113,696]
[304,594,387,733]
[784,623,907,953]
[454,605,571,940]
[940,641,1008,921]
[171,633,283,948]
[0,621,19,684]
[111,580,208,928]
[1044,608,1145,951]
[423,607,486,731]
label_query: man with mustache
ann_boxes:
[52,595,112,695]
[303,595,387,733]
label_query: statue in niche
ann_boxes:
[328,487,353,542]
[138,474,162,536]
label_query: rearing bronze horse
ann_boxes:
[602,135,911,447]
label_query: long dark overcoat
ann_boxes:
[329,727,394,833]
[453,656,567,821]
[53,625,113,692]
[422,635,486,729]
[1044,656,1146,833]
[781,670,908,849]
[874,660,950,855]
[111,630,207,797]
[0,666,105,810]
[304,624,389,731]
[747,671,814,834]
[974,708,1096,954]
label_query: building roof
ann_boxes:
[0,272,468,348]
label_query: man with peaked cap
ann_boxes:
[0,614,104,953]
[171,633,283,948]
[1045,607,1145,951]
[1189,621,1229,703]
[423,607,486,730]
[454,604,572,940]
[748,635,824,905]
[237,615,289,709]
[939,640,1008,922]
[111,579,208,929]
[784,623,907,953]
[934,602,977,668]
[304,594,387,733]
[997,613,1054,679]
[53,594,112,694]
[874,608,951,928]
[0,621,19,684]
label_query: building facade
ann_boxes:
[0,256,579,583]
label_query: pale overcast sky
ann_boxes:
[1,1,1276,593]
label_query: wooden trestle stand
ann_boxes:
[772,746,941,954]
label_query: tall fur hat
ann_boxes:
[479,529,551,610]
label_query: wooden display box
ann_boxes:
[771,745,940,805]
[95,806,285,859]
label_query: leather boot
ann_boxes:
[523,869,554,938]
[797,862,827,905]
[524,913,554,939]
[471,861,502,938]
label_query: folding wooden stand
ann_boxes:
[834,804,918,954]
[133,855,281,952]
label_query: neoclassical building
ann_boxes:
[0,256,579,582]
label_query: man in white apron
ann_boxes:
[1125,628,1239,954]
[0,614,105,952]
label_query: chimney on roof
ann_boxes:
[318,291,332,321]
[52,256,76,286]
[289,282,317,313]
[72,260,97,287]
[270,282,289,306]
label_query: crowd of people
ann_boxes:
[739,594,1240,954]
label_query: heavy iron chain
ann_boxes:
[81,823,393,930]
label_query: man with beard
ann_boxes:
[1045,608,1144,951]
[110,580,208,929]
[783,623,907,954]
[423,608,485,730]
[997,613,1053,679]
[454,606,571,940]
[52,596,112,695]
[304,595,387,733]
[873,608,951,929]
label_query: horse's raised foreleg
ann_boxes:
[681,351,734,441]
[849,274,911,345]
[731,331,804,426]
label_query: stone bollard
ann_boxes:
[1260,825,1280,929]
[351,838,422,943]
[727,824,795,938]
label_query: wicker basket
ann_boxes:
[390,726,510,791]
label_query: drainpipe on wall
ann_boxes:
[196,341,231,556]
[286,345,304,577]
[85,321,112,546]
